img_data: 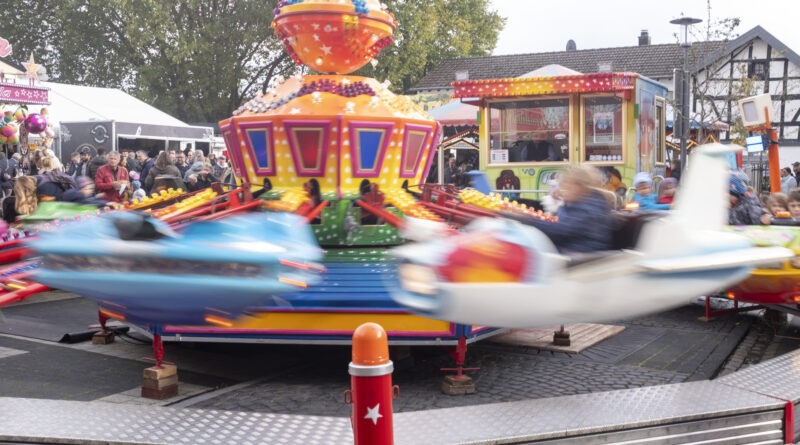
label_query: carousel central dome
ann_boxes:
[221,0,438,201]
[272,0,397,74]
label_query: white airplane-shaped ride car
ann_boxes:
[391,144,793,328]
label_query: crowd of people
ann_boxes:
[0,146,231,223]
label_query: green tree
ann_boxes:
[113,0,294,123]
[355,0,504,93]
[1,1,135,87]
[2,0,502,121]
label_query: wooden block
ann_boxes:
[553,330,571,346]
[91,331,115,345]
[141,384,178,400]
[142,374,179,390]
[441,375,476,395]
[143,364,177,380]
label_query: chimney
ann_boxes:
[638,30,651,46]
[566,39,576,51]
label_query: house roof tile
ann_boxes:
[412,41,723,91]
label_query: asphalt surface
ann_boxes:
[0,292,798,418]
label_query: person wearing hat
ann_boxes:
[78,147,92,177]
[630,172,670,210]
[729,174,770,225]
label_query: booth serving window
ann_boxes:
[487,98,570,164]
[583,96,623,162]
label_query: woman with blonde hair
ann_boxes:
[14,176,39,217]
[43,149,64,172]
[521,164,615,253]
[37,156,79,201]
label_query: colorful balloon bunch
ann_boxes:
[0,107,51,144]
[0,122,18,145]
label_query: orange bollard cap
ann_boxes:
[352,322,390,366]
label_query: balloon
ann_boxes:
[2,111,11,124]
[13,107,27,123]
[24,113,47,133]
[0,135,6,144]
[7,134,18,144]
[0,124,15,138]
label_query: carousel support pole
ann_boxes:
[91,310,115,345]
[141,327,179,400]
[440,334,478,395]
[344,322,397,445]
[764,108,781,194]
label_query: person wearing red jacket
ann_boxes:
[94,151,130,203]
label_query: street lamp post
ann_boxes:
[670,16,702,176]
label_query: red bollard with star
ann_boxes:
[344,322,399,445]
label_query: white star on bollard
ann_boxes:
[364,404,382,425]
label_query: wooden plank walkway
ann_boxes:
[489,323,625,353]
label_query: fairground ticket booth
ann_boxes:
[452,72,668,197]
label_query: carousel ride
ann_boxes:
[0,0,795,379]
[0,0,541,369]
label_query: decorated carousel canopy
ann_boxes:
[452,72,639,99]
[220,74,439,197]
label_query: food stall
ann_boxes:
[452,71,669,196]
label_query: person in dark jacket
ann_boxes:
[174,151,189,177]
[62,176,107,206]
[87,148,108,181]
[0,153,11,194]
[137,150,155,193]
[793,162,800,187]
[65,151,81,177]
[145,151,186,192]
[522,165,615,253]
[186,163,219,192]
[729,174,770,225]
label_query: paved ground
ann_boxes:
[1,293,797,419]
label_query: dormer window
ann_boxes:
[749,61,768,81]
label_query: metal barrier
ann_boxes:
[0,344,798,444]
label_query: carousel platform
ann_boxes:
[1,348,797,444]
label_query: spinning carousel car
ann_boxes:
[391,144,794,328]
[30,211,324,326]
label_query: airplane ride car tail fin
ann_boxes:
[638,143,742,256]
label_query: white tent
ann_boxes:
[39,82,193,128]
[8,82,213,158]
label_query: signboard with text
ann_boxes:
[490,149,509,163]
[0,82,50,105]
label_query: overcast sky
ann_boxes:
[489,0,799,56]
